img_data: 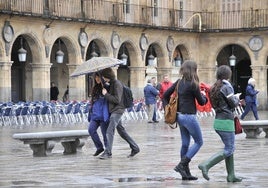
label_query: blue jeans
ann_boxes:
[216,130,235,157]
[88,120,108,150]
[178,113,203,159]
[152,104,157,121]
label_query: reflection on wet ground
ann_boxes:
[1,111,268,187]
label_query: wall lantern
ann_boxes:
[120,44,128,65]
[174,55,182,67]
[148,46,155,66]
[229,45,237,84]
[56,39,64,63]
[229,45,236,67]
[18,37,27,62]
[90,41,98,58]
[229,55,236,67]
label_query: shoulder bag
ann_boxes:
[164,80,180,129]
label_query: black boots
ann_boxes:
[174,156,198,181]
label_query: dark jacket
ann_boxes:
[245,84,259,103]
[213,80,240,120]
[163,79,207,114]
[144,83,159,105]
[50,86,59,101]
[104,79,125,114]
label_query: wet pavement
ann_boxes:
[1,111,268,188]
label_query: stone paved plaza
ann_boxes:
[0,111,268,187]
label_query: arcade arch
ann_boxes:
[216,44,251,99]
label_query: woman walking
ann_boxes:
[198,65,242,182]
[163,60,207,180]
[240,78,259,120]
[88,73,109,156]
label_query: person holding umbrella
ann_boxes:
[99,67,140,159]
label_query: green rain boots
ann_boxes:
[225,154,242,182]
[198,151,226,180]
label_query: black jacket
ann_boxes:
[163,79,207,114]
[214,80,240,120]
[104,79,125,114]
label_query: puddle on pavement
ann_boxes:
[12,180,43,186]
[109,176,179,182]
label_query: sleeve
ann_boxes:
[152,87,160,96]
[162,80,178,108]
[194,86,207,106]
[247,86,259,96]
[221,85,240,109]
[104,81,123,105]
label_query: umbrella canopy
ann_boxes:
[70,57,124,77]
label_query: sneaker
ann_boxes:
[99,151,112,159]
[147,121,153,123]
[127,148,140,158]
[93,148,104,156]
[153,120,159,123]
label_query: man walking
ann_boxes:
[99,67,140,159]
[144,78,159,123]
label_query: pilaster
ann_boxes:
[0,61,12,101]
[251,65,268,109]
[31,63,52,101]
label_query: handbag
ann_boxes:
[234,116,242,134]
[164,80,180,129]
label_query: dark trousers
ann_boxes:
[241,102,259,120]
[88,120,108,150]
[106,113,139,154]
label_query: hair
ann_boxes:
[100,68,116,80]
[91,73,103,103]
[209,65,232,108]
[216,65,232,80]
[180,60,199,88]
[248,78,256,85]
[163,74,168,78]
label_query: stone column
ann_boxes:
[171,66,180,82]
[198,66,217,85]
[251,65,268,110]
[145,65,157,83]
[156,67,174,82]
[31,63,52,101]
[68,64,86,101]
[129,66,146,99]
[0,61,12,102]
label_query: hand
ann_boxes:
[102,88,107,95]
[200,90,206,96]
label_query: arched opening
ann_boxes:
[173,44,189,67]
[84,39,108,99]
[11,35,31,102]
[50,38,69,101]
[216,44,251,99]
[117,42,130,87]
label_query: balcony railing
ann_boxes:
[0,0,268,32]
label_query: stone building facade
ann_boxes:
[0,0,268,109]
